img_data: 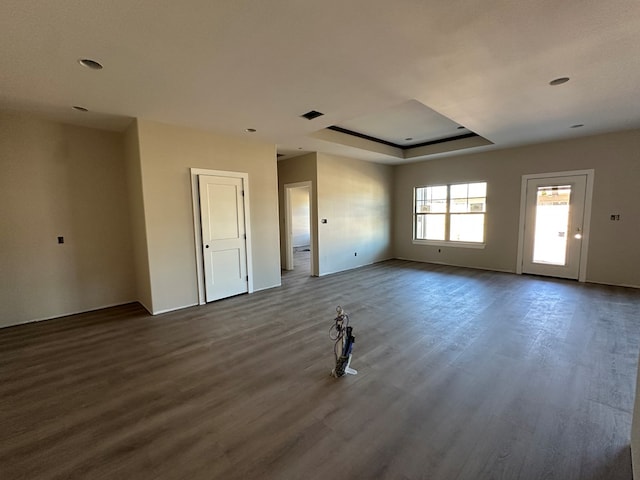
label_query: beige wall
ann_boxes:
[136,119,281,314]
[2,112,637,326]
[316,153,394,276]
[394,129,640,287]
[123,120,152,311]
[278,154,318,274]
[0,112,135,326]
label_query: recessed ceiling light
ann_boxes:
[245,128,256,133]
[78,58,103,70]
[549,77,570,86]
[570,124,584,128]
[72,106,88,112]
[405,137,413,141]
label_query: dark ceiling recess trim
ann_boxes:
[409,132,478,149]
[327,125,479,150]
[327,125,399,148]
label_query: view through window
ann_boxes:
[414,182,487,243]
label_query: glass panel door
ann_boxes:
[532,185,571,265]
[522,175,586,279]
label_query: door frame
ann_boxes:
[283,181,315,274]
[516,169,594,282]
[190,168,254,305]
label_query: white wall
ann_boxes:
[0,112,136,327]
[316,153,394,276]
[394,129,640,287]
[136,119,281,314]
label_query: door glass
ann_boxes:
[532,185,571,265]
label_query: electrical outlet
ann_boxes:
[57,236,64,244]
[610,214,620,221]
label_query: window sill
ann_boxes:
[412,239,486,249]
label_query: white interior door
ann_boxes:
[522,174,587,279]
[199,175,248,302]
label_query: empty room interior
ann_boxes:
[2,2,640,479]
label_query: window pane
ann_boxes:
[415,182,487,244]
[450,184,468,199]
[430,185,447,200]
[416,198,447,213]
[450,197,468,213]
[416,214,445,240]
[469,197,486,213]
[416,186,446,213]
[426,186,447,213]
[416,186,447,213]
[450,182,487,213]
[426,199,447,213]
[415,187,426,212]
[450,214,485,242]
[468,182,487,198]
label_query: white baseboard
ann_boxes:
[318,256,394,277]
[253,282,282,293]
[584,280,640,289]
[394,257,514,274]
[152,302,198,315]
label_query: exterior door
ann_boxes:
[199,175,248,301]
[522,174,587,279]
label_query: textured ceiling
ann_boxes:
[1,0,639,163]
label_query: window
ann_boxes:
[414,182,487,245]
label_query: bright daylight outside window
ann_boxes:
[414,182,487,244]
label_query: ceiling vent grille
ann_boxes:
[301,110,324,120]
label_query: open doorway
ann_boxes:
[284,182,313,276]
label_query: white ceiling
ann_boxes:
[1,1,639,164]
[337,100,472,146]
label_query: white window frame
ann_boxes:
[412,182,487,249]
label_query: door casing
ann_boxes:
[190,168,253,305]
[283,181,313,272]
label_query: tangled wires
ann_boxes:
[329,306,356,377]
[329,306,349,363]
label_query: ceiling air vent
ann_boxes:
[301,110,324,120]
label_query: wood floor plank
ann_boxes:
[1,258,639,479]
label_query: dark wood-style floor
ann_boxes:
[2,258,639,479]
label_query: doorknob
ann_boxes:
[574,227,582,239]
